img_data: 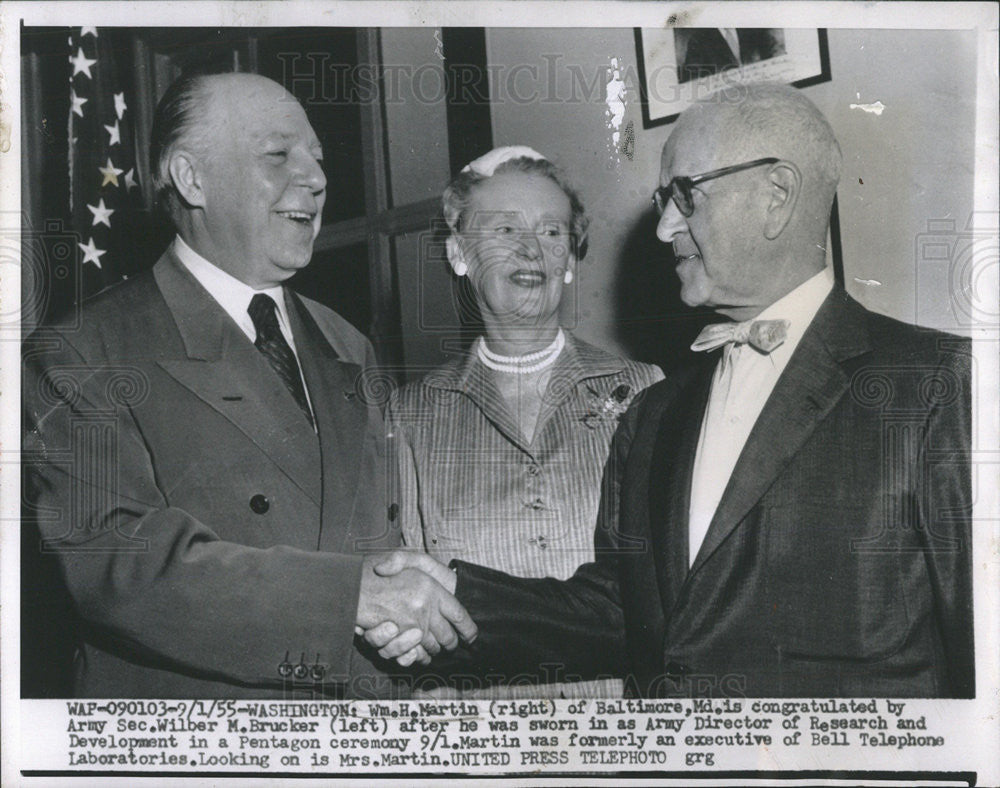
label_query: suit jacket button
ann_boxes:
[250,494,269,514]
[293,663,309,680]
[311,664,326,681]
[277,661,293,678]
[388,503,399,522]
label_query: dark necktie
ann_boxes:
[247,293,315,428]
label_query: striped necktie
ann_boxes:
[248,293,315,429]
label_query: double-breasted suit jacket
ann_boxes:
[449,289,974,697]
[23,250,398,698]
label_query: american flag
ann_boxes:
[67,26,149,294]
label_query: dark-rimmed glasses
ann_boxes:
[652,157,779,216]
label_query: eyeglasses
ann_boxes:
[652,157,779,216]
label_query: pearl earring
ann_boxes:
[563,269,574,284]
[454,261,468,277]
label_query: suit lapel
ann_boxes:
[648,361,715,614]
[153,252,322,506]
[286,292,369,553]
[689,288,873,575]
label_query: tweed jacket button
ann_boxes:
[250,494,269,514]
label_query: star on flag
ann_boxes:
[104,120,120,146]
[87,198,115,227]
[70,47,97,79]
[71,90,88,117]
[99,158,123,187]
[78,238,106,268]
[67,27,145,294]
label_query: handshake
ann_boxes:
[355,551,477,667]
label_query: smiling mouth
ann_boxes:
[508,269,547,287]
[276,210,316,227]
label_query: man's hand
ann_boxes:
[361,551,466,664]
[356,552,474,666]
[374,550,458,593]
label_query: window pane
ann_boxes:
[288,243,371,337]
[257,29,366,223]
[381,28,451,207]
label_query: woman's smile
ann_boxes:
[508,268,548,288]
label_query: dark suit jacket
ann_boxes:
[23,250,399,698]
[450,289,974,697]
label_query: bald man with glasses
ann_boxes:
[368,82,974,699]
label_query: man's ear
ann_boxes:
[763,162,800,240]
[168,151,207,209]
[445,235,467,276]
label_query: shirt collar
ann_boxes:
[172,235,290,339]
[423,331,626,393]
[755,266,834,354]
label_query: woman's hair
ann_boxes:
[442,156,590,260]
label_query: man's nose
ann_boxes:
[295,151,327,193]
[656,199,687,243]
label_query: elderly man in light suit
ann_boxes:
[23,72,474,698]
[370,82,974,698]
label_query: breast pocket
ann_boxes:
[762,502,911,662]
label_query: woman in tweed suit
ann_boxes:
[386,147,662,695]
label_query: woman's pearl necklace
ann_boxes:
[477,329,565,374]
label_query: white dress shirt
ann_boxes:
[687,268,834,565]
[172,236,315,419]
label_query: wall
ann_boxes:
[483,28,978,365]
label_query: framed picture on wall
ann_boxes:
[635,28,831,128]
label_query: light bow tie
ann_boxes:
[690,318,790,354]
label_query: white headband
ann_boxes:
[461,145,548,177]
